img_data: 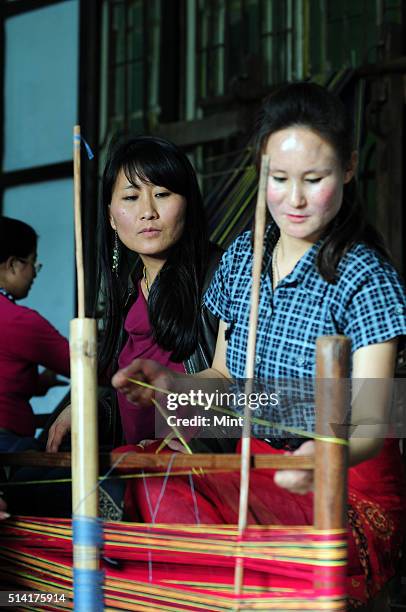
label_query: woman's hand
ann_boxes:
[46,405,72,452]
[273,440,314,495]
[111,359,179,406]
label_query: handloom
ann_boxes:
[0,151,350,611]
[0,339,350,612]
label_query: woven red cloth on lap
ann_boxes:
[122,437,406,605]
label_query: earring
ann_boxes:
[112,230,120,275]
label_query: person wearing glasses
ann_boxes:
[0,216,70,454]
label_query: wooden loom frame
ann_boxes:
[0,336,350,611]
[0,145,351,610]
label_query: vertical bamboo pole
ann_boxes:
[71,125,102,610]
[73,126,85,320]
[314,336,350,527]
[314,335,350,608]
[234,155,269,596]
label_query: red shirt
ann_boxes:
[0,294,70,436]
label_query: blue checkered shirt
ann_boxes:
[204,226,406,438]
[205,226,406,379]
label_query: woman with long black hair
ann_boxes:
[113,83,406,606]
[47,135,222,450]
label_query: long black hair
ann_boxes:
[98,135,209,376]
[254,82,389,281]
[0,216,37,262]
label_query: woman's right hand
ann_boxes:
[112,359,178,406]
[46,405,72,452]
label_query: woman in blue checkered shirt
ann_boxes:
[113,83,406,605]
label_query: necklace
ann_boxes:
[272,239,281,288]
[0,287,15,302]
[143,266,150,294]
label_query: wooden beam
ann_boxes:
[374,74,404,272]
[357,56,406,77]
[0,161,72,188]
[155,111,241,148]
[0,451,314,471]
[78,0,102,315]
[372,24,405,272]
[1,0,66,19]
[159,0,181,123]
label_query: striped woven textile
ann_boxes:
[0,517,347,611]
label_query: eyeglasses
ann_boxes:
[17,258,43,273]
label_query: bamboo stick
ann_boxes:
[71,126,102,610]
[70,319,99,516]
[73,125,85,320]
[234,155,269,596]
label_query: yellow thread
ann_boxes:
[155,435,173,455]
[152,398,204,476]
[127,377,349,446]
[0,469,231,487]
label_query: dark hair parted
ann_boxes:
[254,82,389,281]
[0,216,37,263]
[98,134,209,376]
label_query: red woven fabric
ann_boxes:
[0,517,348,610]
[121,437,406,605]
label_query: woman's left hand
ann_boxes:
[273,440,314,495]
